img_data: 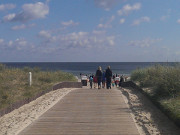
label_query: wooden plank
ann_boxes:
[19,88,140,135]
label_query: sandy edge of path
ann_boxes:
[120,87,180,135]
[0,88,77,135]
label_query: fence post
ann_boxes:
[29,72,32,86]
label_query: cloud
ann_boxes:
[37,29,117,53]
[3,2,49,22]
[128,38,162,47]
[0,39,4,45]
[38,30,57,45]
[92,30,106,35]
[177,19,180,24]
[132,16,150,26]
[0,38,31,51]
[0,4,16,11]
[38,30,51,38]
[58,31,116,48]
[160,9,171,21]
[94,0,123,11]
[11,23,36,30]
[61,20,79,27]
[117,3,141,16]
[11,24,26,30]
[98,15,115,29]
[119,18,125,24]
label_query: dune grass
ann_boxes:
[0,64,77,110]
[131,64,180,126]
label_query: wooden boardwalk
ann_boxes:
[19,88,140,135]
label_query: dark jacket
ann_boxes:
[105,68,112,78]
[96,69,102,78]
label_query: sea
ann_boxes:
[1,62,178,77]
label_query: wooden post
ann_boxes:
[29,72,32,86]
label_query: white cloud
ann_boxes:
[38,30,52,39]
[38,30,56,44]
[58,31,116,48]
[37,29,117,53]
[3,2,49,22]
[11,24,26,30]
[98,15,115,29]
[61,20,79,27]
[119,18,125,24]
[0,4,16,11]
[98,23,111,29]
[117,3,141,16]
[0,39,4,45]
[94,0,122,11]
[128,38,162,47]
[92,30,106,35]
[0,38,30,51]
[132,16,150,26]
[160,9,171,21]
[177,19,180,24]
[3,13,16,22]
[11,23,36,30]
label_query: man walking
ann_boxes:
[105,66,112,89]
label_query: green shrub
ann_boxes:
[0,64,6,71]
[0,63,77,110]
[131,64,180,127]
[131,65,180,98]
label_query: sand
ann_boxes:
[120,87,180,135]
[0,88,77,135]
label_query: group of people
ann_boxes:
[88,66,124,89]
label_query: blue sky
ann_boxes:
[0,0,180,62]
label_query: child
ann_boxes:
[89,76,93,89]
[93,76,97,89]
[112,79,115,87]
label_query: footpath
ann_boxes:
[19,88,140,135]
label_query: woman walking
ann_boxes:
[96,66,102,89]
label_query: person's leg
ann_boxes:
[107,78,110,89]
[90,82,92,89]
[98,79,100,89]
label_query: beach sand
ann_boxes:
[0,88,77,135]
[120,87,180,135]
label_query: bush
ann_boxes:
[0,63,77,110]
[0,64,6,71]
[131,64,180,127]
[131,65,180,98]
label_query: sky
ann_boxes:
[0,0,180,62]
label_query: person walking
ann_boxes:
[96,66,102,89]
[119,75,124,88]
[89,75,93,89]
[105,66,112,89]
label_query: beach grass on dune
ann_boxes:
[0,64,77,110]
[131,64,180,126]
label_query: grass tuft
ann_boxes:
[131,64,180,126]
[0,64,77,110]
